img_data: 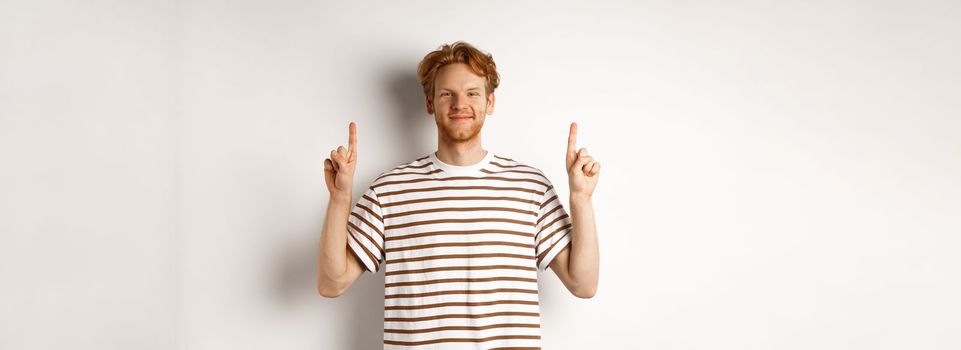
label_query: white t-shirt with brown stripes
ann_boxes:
[346,150,573,349]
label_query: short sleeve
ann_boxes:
[534,182,572,271]
[346,186,386,273]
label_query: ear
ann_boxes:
[425,95,434,115]
[486,92,495,115]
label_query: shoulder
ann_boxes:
[369,154,434,187]
[487,153,556,189]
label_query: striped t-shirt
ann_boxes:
[346,150,573,349]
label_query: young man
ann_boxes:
[316,41,601,349]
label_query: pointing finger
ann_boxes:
[348,122,357,161]
[567,122,578,160]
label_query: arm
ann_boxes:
[316,195,365,298]
[550,122,601,298]
[316,122,365,298]
[549,194,599,298]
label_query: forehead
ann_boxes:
[435,63,485,89]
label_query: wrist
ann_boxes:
[570,192,592,203]
[329,193,352,205]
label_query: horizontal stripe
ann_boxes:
[490,161,536,170]
[384,311,540,322]
[386,288,538,299]
[351,154,567,347]
[387,229,534,243]
[393,161,432,170]
[382,196,540,208]
[380,185,543,197]
[385,323,539,334]
[384,299,539,311]
[385,206,536,220]
[385,335,540,346]
[375,168,443,181]
[386,217,534,230]
[386,265,537,276]
[386,252,534,264]
[481,168,544,176]
[387,241,535,254]
[373,176,548,190]
[385,276,538,288]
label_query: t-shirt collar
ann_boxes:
[429,150,494,176]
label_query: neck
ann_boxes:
[436,136,486,166]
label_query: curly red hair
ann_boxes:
[417,41,500,103]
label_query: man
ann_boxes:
[316,41,600,349]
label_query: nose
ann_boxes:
[452,93,469,110]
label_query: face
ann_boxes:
[426,63,495,143]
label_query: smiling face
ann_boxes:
[426,63,496,143]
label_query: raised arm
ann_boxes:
[550,122,601,298]
[317,122,365,298]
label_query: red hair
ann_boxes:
[417,41,500,102]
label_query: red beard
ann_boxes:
[437,117,483,142]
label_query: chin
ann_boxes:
[437,121,483,142]
[442,128,481,142]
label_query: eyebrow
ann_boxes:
[437,87,482,91]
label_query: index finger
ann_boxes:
[348,122,357,158]
[567,122,578,156]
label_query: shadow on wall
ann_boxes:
[274,235,383,350]
[344,269,386,350]
[271,63,430,348]
[388,65,435,160]
[340,67,430,348]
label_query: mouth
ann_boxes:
[449,115,474,121]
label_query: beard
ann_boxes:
[436,116,484,143]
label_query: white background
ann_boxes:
[2,0,959,349]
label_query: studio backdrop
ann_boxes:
[1,0,959,349]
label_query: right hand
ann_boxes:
[324,122,358,200]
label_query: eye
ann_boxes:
[439,92,451,97]
[468,92,480,97]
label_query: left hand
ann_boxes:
[566,122,600,198]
